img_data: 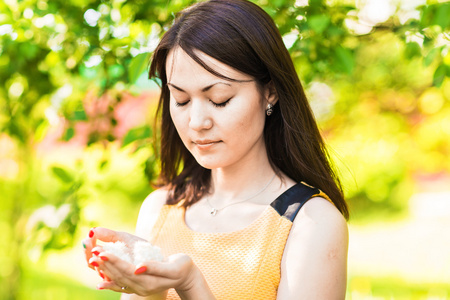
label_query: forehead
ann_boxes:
[165,47,253,85]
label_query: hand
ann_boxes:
[83,227,215,299]
[82,227,147,283]
[93,252,198,296]
[82,227,146,270]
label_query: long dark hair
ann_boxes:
[149,0,349,219]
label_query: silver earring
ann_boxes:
[266,103,273,116]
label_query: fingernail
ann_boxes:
[91,261,99,267]
[89,229,95,238]
[100,256,108,261]
[82,241,86,249]
[99,272,105,279]
[97,286,104,290]
[92,250,100,256]
[134,266,147,275]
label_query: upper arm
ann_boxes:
[134,188,169,240]
[277,197,348,300]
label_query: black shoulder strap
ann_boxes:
[270,182,319,222]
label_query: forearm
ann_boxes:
[121,291,167,300]
[175,266,216,300]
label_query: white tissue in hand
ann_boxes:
[102,240,163,266]
[102,241,133,264]
[133,240,164,265]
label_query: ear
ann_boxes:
[263,81,278,106]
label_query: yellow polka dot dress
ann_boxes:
[150,182,329,299]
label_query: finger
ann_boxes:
[97,280,133,294]
[82,238,96,269]
[91,246,105,257]
[95,251,136,285]
[89,227,125,243]
[96,250,121,265]
[133,260,179,279]
[89,250,119,269]
[88,227,98,247]
[89,256,102,269]
[98,269,111,281]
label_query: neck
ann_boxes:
[209,157,277,204]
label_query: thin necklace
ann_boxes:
[206,174,276,216]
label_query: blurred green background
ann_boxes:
[1,0,449,299]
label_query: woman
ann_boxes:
[83,0,349,299]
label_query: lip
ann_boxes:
[194,139,219,145]
[193,139,221,150]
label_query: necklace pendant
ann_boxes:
[210,208,218,216]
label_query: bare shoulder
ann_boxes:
[296,196,348,233]
[278,197,348,300]
[287,196,348,262]
[134,187,170,239]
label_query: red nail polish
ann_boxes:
[97,286,104,290]
[100,256,108,261]
[92,250,100,256]
[91,261,99,267]
[135,266,147,275]
[99,272,105,279]
[89,229,95,238]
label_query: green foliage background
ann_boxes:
[0,0,449,298]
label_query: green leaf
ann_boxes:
[108,64,125,79]
[68,110,87,121]
[122,125,152,147]
[423,47,441,66]
[79,64,101,79]
[144,156,156,181]
[51,166,74,183]
[19,43,39,60]
[128,53,151,83]
[334,46,354,75]
[99,160,109,170]
[404,42,422,59]
[432,64,446,87]
[62,127,75,141]
[433,3,450,29]
[308,15,330,34]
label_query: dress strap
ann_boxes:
[270,182,320,222]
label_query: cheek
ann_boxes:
[225,102,265,139]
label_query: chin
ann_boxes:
[195,161,220,170]
[193,156,227,170]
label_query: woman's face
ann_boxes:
[166,48,272,171]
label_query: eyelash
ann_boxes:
[175,98,232,108]
[211,98,231,107]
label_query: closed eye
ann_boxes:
[210,98,232,108]
[175,100,189,107]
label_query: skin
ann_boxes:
[83,48,348,299]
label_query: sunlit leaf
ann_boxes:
[62,127,75,141]
[424,47,441,66]
[404,42,422,59]
[68,110,87,121]
[308,15,330,34]
[433,3,450,29]
[51,166,74,183]
[334,46,354,74]
[99,159,109,170]
[433,64,447,87]
[122,125,151,147]
[108,64,125,79]
[128,53,151,84]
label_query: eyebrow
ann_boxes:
[167,82,232,93]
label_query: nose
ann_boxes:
[189,101,213,131]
